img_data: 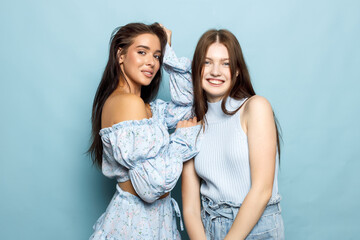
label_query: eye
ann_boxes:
[204,61,210,65]
[223,62,230,66]
[154,54,161,60]
[138,51,146,55]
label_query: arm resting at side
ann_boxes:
[225,96,277,240]
[182,159,206,240]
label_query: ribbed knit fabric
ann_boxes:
[195,97,280,205]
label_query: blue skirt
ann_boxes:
[90,184,181,239]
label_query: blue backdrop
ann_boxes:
[1,0,359,239]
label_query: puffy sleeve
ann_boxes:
[161,44,194,129]
[100,120,201,203]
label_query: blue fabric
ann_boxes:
[195,97,281,205]
[90,184,181,240]
[201,196,285,240]
[91,44,199,239]
[98,44,199,203]
[100,116,200,203]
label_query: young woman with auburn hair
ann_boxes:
[88,23,200,239]
[182,29,284,239]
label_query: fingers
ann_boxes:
[176,117,198,129]
[159,23,172,46]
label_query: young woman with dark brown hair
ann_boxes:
[182,29,284,240]
[88,23,199,239]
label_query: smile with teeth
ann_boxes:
[207,78,225,86]
[142,70,154,78]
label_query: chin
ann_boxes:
[205,90,227,98]
[140,80,153,87]
[144,80,153,86]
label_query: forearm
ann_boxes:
[182,158,205,239]
[163,44,193,108]
[225,188,272,240]
[129,165,179,203]
[183,210,206,240]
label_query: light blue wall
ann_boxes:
[1,0,359,239]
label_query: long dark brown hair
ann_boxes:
[192,29,282,158]
[88,23,167,167]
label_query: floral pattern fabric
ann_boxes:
[90,45,199,239]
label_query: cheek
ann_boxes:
[202,77,207,86]
[154,61,160,72]
[202,67,210,76]
[224,68,231,80]
[201,74,207,88]
[126,52,141,65]
[200,68,208,81]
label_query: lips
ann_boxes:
[142,69,154,78]
[207,78,225,86]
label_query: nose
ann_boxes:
[146,55,155,67]
[210,63,220,76]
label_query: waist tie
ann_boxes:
[201,196,282,233]
[170,198,184,231]
[201,196,238,232]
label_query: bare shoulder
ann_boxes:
[245,95,272,112]
[243,95,274,120]
[102,93,148,128]
[106,93,146,109]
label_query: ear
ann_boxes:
[236,70,239,77]
[117,48,124,64]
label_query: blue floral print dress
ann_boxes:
[90,45,201,240]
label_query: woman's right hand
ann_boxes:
[176,117,197,129]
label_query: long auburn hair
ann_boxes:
[192,29,281,158]
[88,23,167,167]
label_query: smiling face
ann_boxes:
[201,42,232,103]
[119,33,161,92]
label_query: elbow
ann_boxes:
[138,180,178,203]
[182,206,193,216]
[183,207,201,221]
[137,192,159,203]
[182,203,201,219]
[137,181,175,203]
[251,184,273,204]
[142,196,156,204]
[263,188,273,203]
[129,174,165,203]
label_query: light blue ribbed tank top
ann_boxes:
[195,97,280,205]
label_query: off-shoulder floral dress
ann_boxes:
[90,45,200,240]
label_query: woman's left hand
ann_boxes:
[159,24,172,46]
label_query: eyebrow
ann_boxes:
[136,45,161,53]
[205,57,229,61]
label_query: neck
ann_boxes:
[205,97,246,123]
[117,76,141,97]
[206,95,224,103]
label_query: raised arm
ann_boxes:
[154,26,194,129]
[224,95,277,240]
[182,159,207,240]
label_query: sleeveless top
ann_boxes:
[195,97,280,205]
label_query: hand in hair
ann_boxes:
[159,24,172,46]
[176,117,198,130]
